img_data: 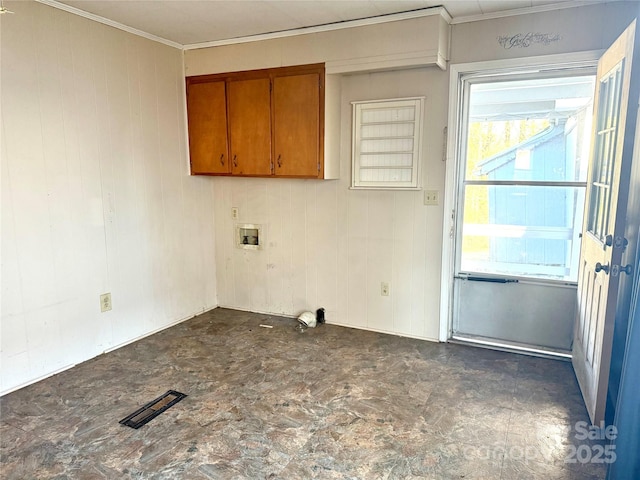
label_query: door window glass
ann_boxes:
[459,75,595,281]
[586,62,624,240]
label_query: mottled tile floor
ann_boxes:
[1,308,606,479]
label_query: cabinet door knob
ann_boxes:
[277,154,282,168]
[220,154,225,165]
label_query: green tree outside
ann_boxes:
[462,119,550,258]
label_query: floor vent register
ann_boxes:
[119,390,187,429]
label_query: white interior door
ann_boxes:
[573,20,640,425]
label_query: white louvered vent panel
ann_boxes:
[352,97,424,189]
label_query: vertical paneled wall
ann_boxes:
[1,2,217,394]
[212,68,447,340]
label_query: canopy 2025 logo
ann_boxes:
[565,421,617,464]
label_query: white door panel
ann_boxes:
[573,20,640,425]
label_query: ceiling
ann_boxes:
[49,0,608,47]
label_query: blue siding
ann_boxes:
[487,133,569,269]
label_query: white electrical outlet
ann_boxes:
[100,293,112,312]
[381,282,390,296]
[424,190,439,206]
[231,207,239,220]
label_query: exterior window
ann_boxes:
[351,97,424,189]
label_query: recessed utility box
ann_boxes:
[236,224,262,250]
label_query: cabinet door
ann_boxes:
[273,73,321,177]
[186,81,229,174]
[228,77,272,176]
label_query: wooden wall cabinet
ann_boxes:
[273,72,322,177]
[228,77,272,176]
[186,64,326,178]
[186,80,229,174]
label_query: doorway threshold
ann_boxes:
[450,334,572,361]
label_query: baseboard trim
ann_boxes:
[1,364,79,397]
[328,321,440,343]
[216,305,440,343]
[103,305,218,354]
[1,304,219,397]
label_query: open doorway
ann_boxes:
[449,69,596,355]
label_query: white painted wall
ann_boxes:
[186,1,638,343]
[208,69,448,341]
[1,1,217,394]
[186,15,451,341]
[2,1,637,395]
[184,13,449,75]
[450,2,639,64]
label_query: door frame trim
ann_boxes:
[439,50,603,342]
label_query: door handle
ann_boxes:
[220,154,225,166]
[604,234,630,250]
[277,154,282,168]
[595,262,610,274]
[233,155,238,167]
[621,264,633,275]
[610,264,633,277]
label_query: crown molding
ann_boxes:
[34,2,453,52]
[183,7,452,51]
[36,0,183,49]
[450,0,605,25]
[30,1,614,49]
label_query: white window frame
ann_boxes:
[438,51,602,342]
[351,97,424,190]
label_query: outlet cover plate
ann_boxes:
[100,293,112,312]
